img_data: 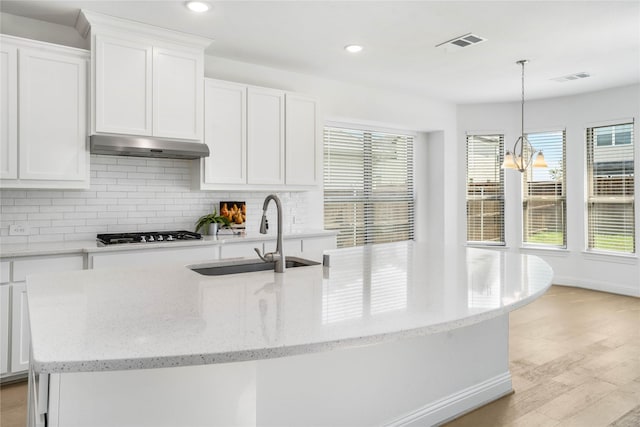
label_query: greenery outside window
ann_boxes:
[466,134,505,245]
[586,122,635,253]
[324,126,415,248]
[523,130,567,247]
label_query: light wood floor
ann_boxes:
[445,285,640,427]
[1,285,638,427]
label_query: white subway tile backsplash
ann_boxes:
[28,213,63,220]
[0,156,310,243]
[3,206,39,214]
[14,198,51,206]
[53,199,86,206]
[63,212,98,220]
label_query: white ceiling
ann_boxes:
[1,1,639,104]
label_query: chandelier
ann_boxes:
[501,60,548,172]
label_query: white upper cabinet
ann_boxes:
[247,86,285,185]
[0,42,17,180]
[194,79,319,191]
[19,47,87,181]
[201,79,247,186]
[153,47,202,140]
[0,35,89,189]
[285,93,318,186]
[82,10,209,142]
[95,35,152,136]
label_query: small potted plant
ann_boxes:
[195,209,231,236]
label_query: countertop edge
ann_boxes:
[0,230,338,258]
[32,276,552,374]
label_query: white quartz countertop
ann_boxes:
[0,230,337,258]
[27,241,553,374]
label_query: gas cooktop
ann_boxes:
[97,231,202,245]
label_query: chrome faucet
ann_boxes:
[254,194,286,273]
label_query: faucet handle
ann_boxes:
[254,247,268,262]
[254,247,277,263]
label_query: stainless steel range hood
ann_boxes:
[90,134,210,159]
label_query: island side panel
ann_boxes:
[46,361,257,427]
[41,314,509,426]
[255,314,511,426]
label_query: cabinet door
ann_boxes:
[220,242,261,259]
[285,94,318,186]
[0,42,17,180]
[247,87,285,185]
[153,47,202,140]
[91,246,218,270]
[95,35,152,136]
[264,239,303,258]
[203,79,246,184]
[1,284,10,375]
[18,47,87,181]
[11,282,30,373]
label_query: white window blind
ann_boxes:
[523,130,566,247]
[586,122,635,253]
[466,134,505,245]
[324,126,414,248]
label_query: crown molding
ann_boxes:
[75,9,213,50]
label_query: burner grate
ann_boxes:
[97,230,202,245]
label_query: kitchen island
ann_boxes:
[26,241,553,426]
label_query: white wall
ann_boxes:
[457,84,640,296]
[0,12,88,49]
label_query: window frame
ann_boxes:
[323,125,415,249]
[522,130,567,249]
[586,121,635,255]
[465,133,505,246]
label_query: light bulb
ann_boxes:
[501,152,517,169]
[185,1,211,13]
[344,45,363,53]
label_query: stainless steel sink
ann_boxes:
[188,257,320,276]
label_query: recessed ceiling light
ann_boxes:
[185,1,211,13]
[344,45,363,53]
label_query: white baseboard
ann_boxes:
[553,277,639,297]
[385,372,512,427]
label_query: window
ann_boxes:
[586,122,635,253]
[523,130,566,247]
[323,126,414,248]
[466,134,505,245]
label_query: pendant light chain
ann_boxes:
[500,59,548,172]
[521,60,525,143]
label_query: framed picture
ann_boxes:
[220,201,246,229]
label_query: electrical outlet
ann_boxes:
[9,224,29,236]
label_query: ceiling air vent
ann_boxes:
[436,33,487,51]
[551,72,591,83]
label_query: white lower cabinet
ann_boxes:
[0,284,10,375]
[222,236,336,263]
[90,246,218,269]
[221,236,334,262]
[264,238,303,258]
[0,255,84,379]
[264,236,336,262]
[11,282,29,373]
[220,242,260,259]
